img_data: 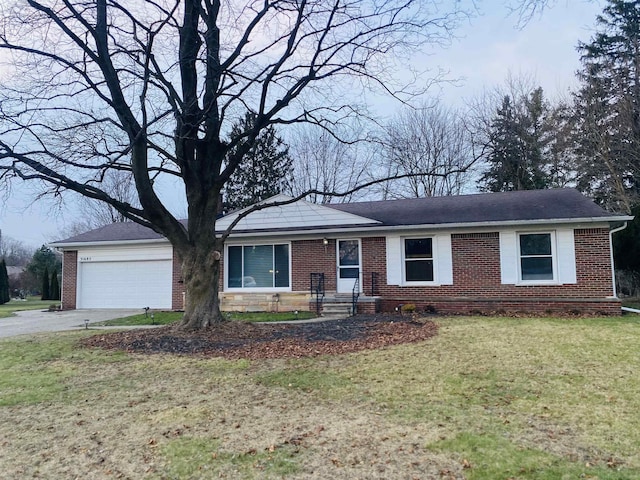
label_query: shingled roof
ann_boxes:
[327,188,618,225]
[51,189,629,245]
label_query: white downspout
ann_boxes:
[609,222,628,298]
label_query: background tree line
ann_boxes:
[0,233,61,304]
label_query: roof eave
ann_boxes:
[220,215,634,238]
[49,215,634,246]
[49,238,169,249]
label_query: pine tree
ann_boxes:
[478,89,552,192]
[0,259,9,305]
[41,266,50,301]
[573,0,640,213]
[50,269,60,301]
[224,112,293,211]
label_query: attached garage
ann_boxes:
[74,244,174,309]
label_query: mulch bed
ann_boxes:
[80,314,439,360]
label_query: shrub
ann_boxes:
[400,303,416,314]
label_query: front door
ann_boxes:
[337,239,361,293]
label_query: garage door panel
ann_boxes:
[78,260,172,309]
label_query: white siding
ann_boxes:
[436,234,454,285]
[217,194,379,231]
[557,228,577,284]
[386,235,402,285]
[77,244,172,263]
[499,231,518,285]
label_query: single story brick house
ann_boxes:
[51,189,633,315]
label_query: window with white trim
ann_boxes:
[227,244,290,289]
[518,232,555,282]
[403,237,434,283]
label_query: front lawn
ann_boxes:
[0,297,59,319]
[1,315,639,479]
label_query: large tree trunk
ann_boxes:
[178,237,226,330]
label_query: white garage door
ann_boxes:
[78,260,172,309]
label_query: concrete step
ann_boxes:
[321,302,354,316]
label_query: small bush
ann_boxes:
[400,303,416,314]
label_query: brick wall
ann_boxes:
[61,250,77,310]
[61,228,619,315]
[291,239,337,292]
[171,248,185,310]
[365,229,619,315]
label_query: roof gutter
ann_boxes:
[609,221,629,298]
[219,215,634,238]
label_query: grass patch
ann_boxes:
[0,297,59,318]
[161,437,300,479]
[94,311,183,326]
[0,334,128,406]
[256,363,352,394]
[622,297,640,310]
[96,310,317,326]
[429,432,638,479]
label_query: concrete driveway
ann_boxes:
[0,309,143,339]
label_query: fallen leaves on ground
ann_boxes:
[80,314,438,359]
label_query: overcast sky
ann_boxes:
[0,0,604,248]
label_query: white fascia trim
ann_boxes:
[50,215,633,247]
[220,216,632,239]
[49,238,170,249]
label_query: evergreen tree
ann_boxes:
[50,269,61,301]
[224,112,293,211]
[41,266,50,301]
[0,259,9,305]
[26,245,61,293]
[478,88,552,192]
[573,0,640,213]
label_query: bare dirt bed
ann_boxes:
[81,314,438,359]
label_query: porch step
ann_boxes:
[321,302,354,316]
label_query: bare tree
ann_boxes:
[0,233,32,267]
[66,170,140,235]
[287,124,371,204]
[0,0,469,329]
[377,101,476,199]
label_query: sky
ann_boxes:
[0,0,605,249]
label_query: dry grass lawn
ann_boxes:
[1,315,639,479]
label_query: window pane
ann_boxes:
[340,267,360,279]
[244,245,273,287]
[521,257,553,280]
[339,240,359,266]
[274,244,290,288]
[405,238,432,259]
[520,234,551,256]
[228,246,242,288]
[405,260,434,282]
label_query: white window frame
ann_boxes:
[517,231,558,285]
[224,242,292,292]
[401,236,438,286]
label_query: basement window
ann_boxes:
[227,244,290,289]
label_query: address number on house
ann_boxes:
[79,257,92,262]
